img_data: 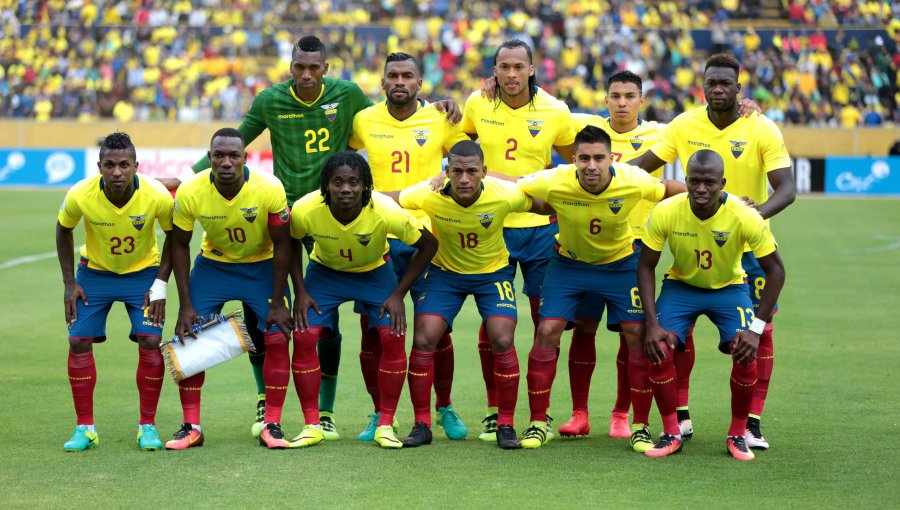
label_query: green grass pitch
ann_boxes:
[1,190,898,508]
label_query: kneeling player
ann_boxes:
[637,150,785,461]
[56,132,173,451]
[290,152,437,449]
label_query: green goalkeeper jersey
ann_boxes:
[192,77,373,203]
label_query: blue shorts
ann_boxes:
[540,251,643,330]
[353,238,424,315]
[415,264,518,329]
[190,255,290,333]
[571,240,643,323]
[305,260,397,330]
[656,279,753,353]
[504,221,558,298]
[67,263,162,341]
[742,251,778,313]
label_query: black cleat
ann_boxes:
[402,422,433,448]
[496,424,521,450]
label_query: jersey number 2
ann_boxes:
[305,128,331,153]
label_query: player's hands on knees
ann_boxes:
[737,98,761,117]
[266,301,293,336]
[732,330,760,364]
[292,291,320,332]
[643,324,672,364]
[434,99,462,125]
[481,76,498,101]
[379,292,406,336]
[430,171,447,191]
[64,282,87,324]
[175,306,200,343]
[740,195,759,209]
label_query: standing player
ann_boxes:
[460,39,576,440]
[396,141,548,450]
[516,126,683,449]
[167,128,294,450]
[629,53,794,448]
[290,152,437,449]
[638,150,786,461]
[56,132,173,451]
[347,52,471,441]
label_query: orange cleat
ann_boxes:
[727,435,756,461]
[559,411,591,437]
[609,411,631,438]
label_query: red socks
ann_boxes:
[749,323,774,417]
[627,347,652,425]
[358,315,382,412]
[407,347,435,425]
[567,330,596,414]
[527,344,557,422]
[68,350,96,425]
[178,372,205,424]
[292,327,322,425]
[376,327,407,426]
[477,324,498,408]
[675,327,696,409]
[612,334,630,414]
[730,358,759,436]
[493,347,520,426]
[136,345,164,425]
[648,341,680,435]
[433,333,454,409]
[262,332,290,423]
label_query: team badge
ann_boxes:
[321,103,339,122]
[729,140,747,159]
[526,120,544,137]
[630,137,643,151]
[477,212,495,228]
[278,206,290,223]
[608,198,624,215]
[129,214,147,231]
[712,230,731,247]
[241,207,259,223]
[354,233,372,246]
[413,129,429,147]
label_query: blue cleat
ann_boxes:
[64,425,99,452]
[357,412,400,441]
[137,424,163,451]
[435,405,468,440]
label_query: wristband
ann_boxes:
[148,278,167,302]
[748,317,766,335]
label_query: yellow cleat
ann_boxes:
[521,420,553,449]
[630,423,654,453]
[289,425,324,448]
[373,425,402,449]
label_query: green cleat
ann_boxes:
[251,394,265,439]
[137,424,163,451]
[319,412,340,441]
[630,424,655,453]
[478,411,499,442]
[64,425,98,452]
[435,405,468,440]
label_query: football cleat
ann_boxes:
[259,423,291,449]
[165,424,204,450]
[727,435,756,461]
[64,425,99,452]
[137,424,163,451]
[289,425,324,448]
[520,421,553,449]
[402,422,433,448]
[609,411,630,439]
[357,412,399,441]
[745,421,769,450]
[374,425,402,449]
[495,424,521,450]
[435,405,468,440]
[319,412,340,441]
[559,411,591,437]
[680,419,694,440]
[251,395,265,439]
[630,424,654,453]
[478,412,499,442]
[646,434,683,458]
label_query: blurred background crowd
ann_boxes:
[1,0,898,127]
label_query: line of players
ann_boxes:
[57,36,794,460]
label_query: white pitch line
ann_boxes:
[838,234,900,255]
[0,251,56,270]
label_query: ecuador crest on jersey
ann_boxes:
[712,230,731,247]
[413,129,429,147]
[129,214,147,231]
[526,120,544,137]
[607,198,624,215]
[729,140,747,159]
[477,212,495,228]
[354,233,372,247]
[630,137,643,151]
[321,103,339,123]
[241,207,259,223]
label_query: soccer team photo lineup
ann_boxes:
[47,32,804,462]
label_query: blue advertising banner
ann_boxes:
[825,157,900,196]
[0,149,85,187]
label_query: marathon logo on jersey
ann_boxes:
[241,207,259,223]
[712,230,731,247]
[730,140,748,159]
[321,103,339,122]
[354,233,372,247]
[477,212,495,228]
[526,120,544,137]
[413,129,429,147]
[630,137,643,151]
[129,214,147,231]
[607,198,624,215]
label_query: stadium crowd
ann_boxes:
[1,0,898,126]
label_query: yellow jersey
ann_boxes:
[58,174,173,274]
[173,168,289,263]
[400,177,532,274]
[572,114,666,239]
[643,193,777,289]
[461,88,575,228]
[291,191,422,273]
[519,163,665,265]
